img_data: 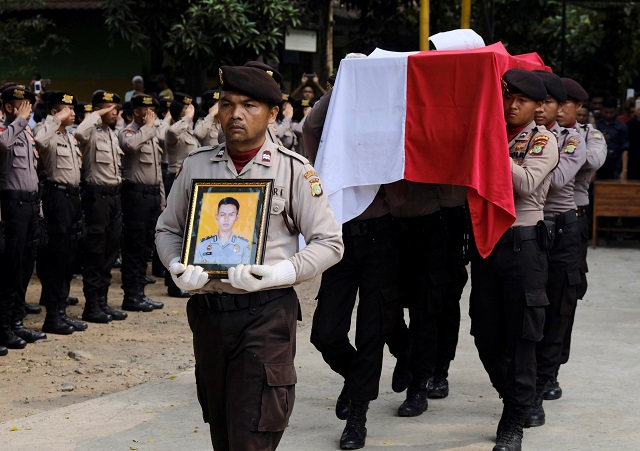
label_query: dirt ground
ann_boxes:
[0,269,321,422]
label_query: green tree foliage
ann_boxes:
[101,0,301,93]
[0,0,68,80]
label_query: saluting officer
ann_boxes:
[74,90,123,324]
[164,92,200,298]
[118,94,165,312]
[0,85,47,349]
[524,71,585,428]
[469,69,558,451]
[156,61,343,450]
[194,90,222,147]
[34,91,87,335]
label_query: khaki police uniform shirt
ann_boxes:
[273,117,297,151]
[0,117,39,192]
[573,123,607,207]
[166,116,199,174]
[156,115,171,165]
[544,123,587,214]
[74,112,122,186]
[194,233,250,265]
[194,115,221,147]
[509,121,559,227]
[119,120,166,206]
[34,115,82,185]
[156,139,344,294]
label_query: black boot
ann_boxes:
[391,350,412,393]
[66,296,79,306]
[142,295,164,309]
[82,293,112,323]
[524,379,548,428]
[0,312,27,349]
[122,288,154,312]
[544,377,563,400]
[24,303,42,315]
[143,276,156,285]
[167,284,190,298]
[336,384,350,420]
[398,378,428,417]
[98,288,127,321]
[59,303,88,331]
[427,375,449,399]
[339,400,369,450]
[493,403,527,451]
[11,318,47,343]
[0,345,7,356]
[42,301,75,335]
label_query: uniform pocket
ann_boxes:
[561,270,581,315]
[139,146,154,164]
[56,145,73,169]
[522,289,549,342]
[380,285,402,334]
[12,145,28,168]
[267,197,286,241]
[257,362,297,432]
[95,140,112,164]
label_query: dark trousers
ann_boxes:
[310,215,401,401]
[81,186,122,298]
[469,228,548,407]
[187,290,298,451]
[0,192,39,321]
[121,183,161,296]
[36,188,82,309]
[536,218,582,380]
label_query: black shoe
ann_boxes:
[336,385,350,420]
[152,269,167,278]
[427,376,449,399]
[339,400,368,450]
[100,304,128,321]
[42,314,75,335]
[167,285,190,298]
[143,296,164,309]
[113,257,122,268]
[143,276,156,285]
[12,323,47,343]
[543,378,562,400]
[122,296,154,312]
[66,296,79,306]
[0,346,7,356]
[25,304,42,315]
[391,352,412,393]
[398,379,428,417]
[524,379,547,428]
[82,303,112,324]
[60,311,88,331]
[493,403,526,451]
[0,330,27,349]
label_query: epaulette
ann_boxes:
[188,145,217,157]
[200,234,216,242]
[276,145,309,164]
[236,235,249,243]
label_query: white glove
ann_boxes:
[169,257,209,292]
[223,260,296,292]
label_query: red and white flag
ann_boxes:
[315,42,547,257]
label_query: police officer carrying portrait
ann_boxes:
[74,90,125,323]
[525,71,586,428]
[0,84,47,350]
[194,197,250,265]
[156,61,343,451]
[34,91,87,335]
[118,94,165,312]
[469,69,558,451]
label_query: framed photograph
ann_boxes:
[182,179,273,277]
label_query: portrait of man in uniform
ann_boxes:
[194,197,250,265]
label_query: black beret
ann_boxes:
[200,90,220,110]
[502,69,547,102]
[158,96,172,112]
[92,90,120,106]
[74,102,90,115]
[1,85,36,104]
[561,78,588,102]
[219,62,282,105]
[122,101,133,116]
[173,92,194,106]
[47,91,77,109]
[131,94,159,108]
[533,70,567,102]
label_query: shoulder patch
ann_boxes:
[277,145,309,164]
[564,137,580,154]
[529,135,549,156]
[0,126,6,133]
[593,131,603,140]
[123,129,136,137]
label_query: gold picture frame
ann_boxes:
[182,179,273,278]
